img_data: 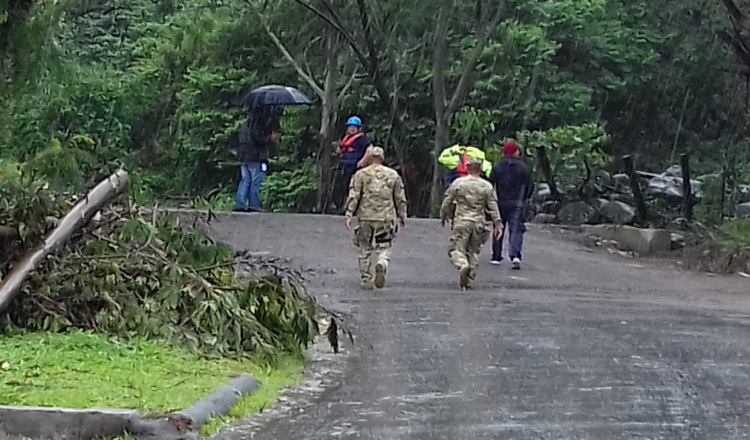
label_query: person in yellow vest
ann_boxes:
[437,144,492,185]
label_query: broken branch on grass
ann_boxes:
[0,170,130,314]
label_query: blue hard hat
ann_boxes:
[346,116,363,127]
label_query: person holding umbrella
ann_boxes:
[235,107,281,212]
[235,85,313,212]
[334,116,373,212]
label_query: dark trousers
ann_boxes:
[332,165,357,213]
[492,201,527,261]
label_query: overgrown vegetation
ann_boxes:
[0,331,304,413]
[1,159,319,360]
[0,153,324,433]
[720,219,750,249]
[1,0,749,217]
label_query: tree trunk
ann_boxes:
[622,155,648,226]
[430,120,450,211]
[426,1,505,214]
[315,28,339,213]
[260,1,342,213]
[315,103,335,213]
[0,170,130,314]
[680,152,693,221]
[429,4,450,213]
[536,146,560,201]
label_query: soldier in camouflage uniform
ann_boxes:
[345,146,408,289]
[440,157,503,290]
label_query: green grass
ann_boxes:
[720,219,750,248]
[0,331,305,417]
[199,355,304,436]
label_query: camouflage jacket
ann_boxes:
[345,164,408,222]
[440,175,502,228]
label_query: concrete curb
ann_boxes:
[581,224,671,255]
[168,374,260,433]
[0,374,259,440]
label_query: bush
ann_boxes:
[1,165,319,359]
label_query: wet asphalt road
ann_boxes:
[207,213,750,440]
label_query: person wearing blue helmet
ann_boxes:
[334,115,372,212]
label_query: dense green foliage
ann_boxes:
[1,159,319,359]
[1,0,749,216]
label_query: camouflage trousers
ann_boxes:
[448,220,491,285]
[353,220,398,283]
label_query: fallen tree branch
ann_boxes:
[0,170,130,314]
[233,249,355,353]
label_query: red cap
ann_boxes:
[503,142,519,156]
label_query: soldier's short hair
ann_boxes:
[467,157,483,171]
[369,146,385,160]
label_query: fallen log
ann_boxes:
[0,170,130,314]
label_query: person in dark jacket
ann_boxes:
[235,108,281,212]
[334,116,372,212]
[488,141,534,269]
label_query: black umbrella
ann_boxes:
[240,85,313,109]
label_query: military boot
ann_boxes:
[374,262,387,289]
[459,265,471,290]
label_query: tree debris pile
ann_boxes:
[1,169,320,359]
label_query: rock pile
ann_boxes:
[531,165,750,227]
[529,165,750,252]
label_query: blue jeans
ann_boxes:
[236,162,266,210]
[492,202,527,261]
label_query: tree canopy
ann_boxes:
[1,0,749,217]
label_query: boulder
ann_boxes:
[534,183,552,202]
[590,198,608,211]
[690,179,704,199]
[670,233,685,251]
[563,184,577,195]
[738,185,750,204]
[533,213,557,224]
[599,201,637,225]
[612,193,634,204]
[737,202,750,219]
[540,200,562,214]
[665,165,682,178]
[594,169,613,187]
[637,171,661,180]
[612,173,630,192]
[646,174,683,204]
[666,217,689,231]
[646,174,703,205]
[556,201,596,226]
[582,225,672,255]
